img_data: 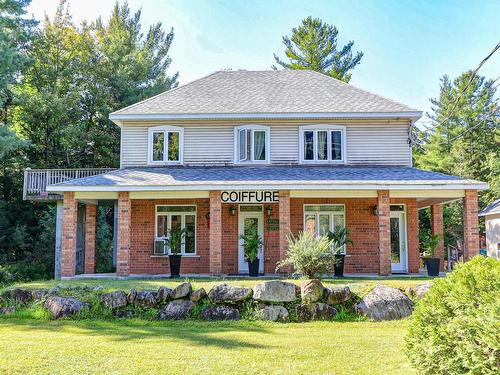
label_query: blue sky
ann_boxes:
[28,0,500,124]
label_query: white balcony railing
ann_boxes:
[23,168,114,201]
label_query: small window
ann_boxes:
[148,126,183,164]
[303,204,347,253]
[234,125,270,163]
[300,125,346,163]
[155,205,196,255]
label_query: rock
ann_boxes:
[356,284,414,321]
[48,287,60,296]
[158,300,195,320]
[157,286,172,303]
[414,283,432,299]
[1,288,33,304]
[208,284,252,303]
[301,279,324,304]
[114,309,136,318]
[190,288,207,302]
[170,283,192,299]
[325,286,352,305]
[0,306,16,315]
[31,289,48,301]
[101,290,128,309]
[296,302,337,322]
[259,305,289,322]
[44,296,88,319]
[127,289,137,304]
[201,305,240,320]
[253,280,297,302]
[135,290,157,307]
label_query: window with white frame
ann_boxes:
[304,204,346,253]
[234,125,270,163]
[299,125,346,163]
[148,125,183,164]
[155,205,196,255]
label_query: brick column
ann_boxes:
[377,190,391,275]
[407,200,420,273]
[278,190,291,274]
[430,204,445,271]
[61,192,77,277]
[463,190,479,260]
[84,204,97,274]
[116,192,131,277]
[209,191,222,275]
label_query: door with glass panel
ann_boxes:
[238,206,264,274]
[390,205,408,273]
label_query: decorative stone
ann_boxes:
[170,283,192,299]
[0,306,16,315]
[44,296,88,319]
[414,283,432,299]
[101,290,128,309]
[190,288,207,302]
[157,286,172,303]
[201,305,240,320]
[259,305,289,322]
[127,289,137,304]
[31,289,48,301]
[296,302,337,322]
[325,286,352,305]
[253,280,296,302]
[48,287,60,296]
[301,279,324,304]
[1,288,33,304]
[135,291,157,307]
[208,284,252,303]
[356,284,414,321]
[158,300,195,320]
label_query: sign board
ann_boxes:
[220,191,279,204]
[267,218,280,231]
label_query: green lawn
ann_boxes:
[0,318,415,375]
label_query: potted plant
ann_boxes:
[422,234,442,277]
[165,227,187,278]
[239,227,263,277]
[327,227,353,277]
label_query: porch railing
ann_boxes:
[23,168,115,201]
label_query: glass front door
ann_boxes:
[390,210,408,273]
[238,207,264,274]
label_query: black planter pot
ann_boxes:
[425,257,440,277]
[169,254,182,278]
[334,254,346,277]
[248,258,260,277]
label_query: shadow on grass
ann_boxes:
[0,318,274,349]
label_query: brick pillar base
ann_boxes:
[463,190,479,260]
[84,204,97,274]
[377,190,391,275]
[431,204,445,271]
[407,200,420,273]
[278,190,291,274]
[117,192,131,277]
[61,192,77,277]
[209,191,222,275]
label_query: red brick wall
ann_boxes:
[61,192,77,277]
[84,204,97,274]
[431,204,445,271]
[463,189,479,260]
[117,192,131,276]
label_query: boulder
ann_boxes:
[296,302,337,322]
[157,286,172,303]
[1,288,33,304]
[301,279,324,304]
[259,305,289,322]
[48,287,60,296]
[0,306,16,315]
[135,290,157,307]
[325,286,352,305]
[253,280,297,302]
[201,305,240,320]
[127,289,137,304]
[31,289,48,301]
[414,283,432,299]
[190,288,207,302]
[158,300,195,320]
[356,284,414,321]
[101,290,128,309]
[170,282,192,299]
[208,284,252,304]
[44,296,88,319]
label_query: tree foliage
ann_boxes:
[273,16,363,82]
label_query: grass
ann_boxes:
[0,318,415,375]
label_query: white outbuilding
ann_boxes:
[479,199,500,259]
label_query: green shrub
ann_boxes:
[276,231,334,278]
[405,256,500,375]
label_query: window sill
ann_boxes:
[150,254,200,258]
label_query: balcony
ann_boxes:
[23,168,115,201]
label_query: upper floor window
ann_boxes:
[299,125,346,164]
[148,125,183,165]
[234,125,270,164]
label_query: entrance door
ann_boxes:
[238,207,264,274]
[75,204,86,275]
[390,209,408,273]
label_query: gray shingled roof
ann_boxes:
[479,199,500,216]
[47,166,487,191]
[110,70,420,118]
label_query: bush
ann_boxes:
[405,256,500,375]
[276,231,334,278]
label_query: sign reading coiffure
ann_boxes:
[220,191,279,203]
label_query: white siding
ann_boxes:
[270,125,299,164]
[121,126,148,167]
[184,125,233,164]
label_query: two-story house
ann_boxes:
[26,70,486,278]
